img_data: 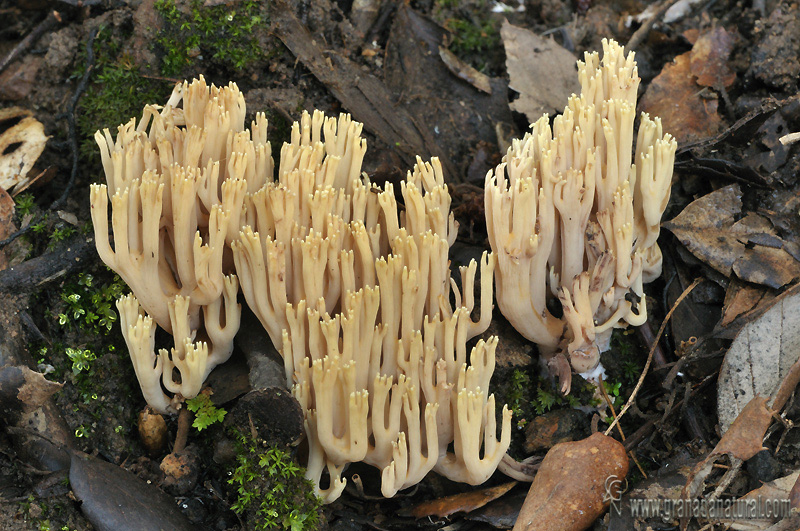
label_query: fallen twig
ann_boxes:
[0,11,61,75]
[626,0,682,51]
[0,27,98,251]
[605,277,704,436]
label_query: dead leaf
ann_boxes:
[405,481,517,519]
[717,288,800,432]
[664,185,744,276]
[607,458,697,530]
[0,107,49,193]
[716,397,772,457]
[690,27,736,88]
[513,432,629,531]
[719,279,773,328]
[682,397,773,510]
[0,186,14,271]
[501,20,579,123]
[383,6,512,182]
[1,365,63,409]
[664,185,800,288]
[439,46,492,94]
[466,490,528,528]
[639,52,723,144]
[723,471,800,530]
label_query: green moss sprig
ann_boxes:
[229,432,321,531]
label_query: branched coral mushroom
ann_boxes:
[91,79,510,501]
[232,111,508,502]
[485,39,677,392]
[90,77,268,412]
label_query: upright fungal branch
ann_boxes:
[485,39,677,392]
[92,83,509,498]
[272,156,506,502]
[232,111,507,502]
[90,77,271,412]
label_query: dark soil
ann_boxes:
[1,0,800,530]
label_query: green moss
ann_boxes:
[14,193,35,218]
[445,17,499,57]
[432,0,502,72]
[229,432,321,531]
[74,26,173,163]
[506,369,531,429]
[56,271,127,336]
[154,0,267,76]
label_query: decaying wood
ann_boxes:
[270,0,460,180]
[0,235,94,294]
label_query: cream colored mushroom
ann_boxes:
[485,39,677,391]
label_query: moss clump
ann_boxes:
[36,267,136,443]
[74,26,173,162]
[154,0,267,76]
[56,271,127,336]
[432,0,503,73]
[229,432,321,531]
[445,17,500,58]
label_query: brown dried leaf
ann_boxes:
[406,481,517,519]
[664,185,744,276]
[439,46,492,94]
[715,397,772,458]
[8,365,63,407]
[501,20,579,123]
[513,432,629,531]
[718,287,800,432]
[683,396,773,513]
[720,279,772,328]
[0,107,49,193]
[690,27,736,88]
[639,52,723,144]
[664,185,800,288]
[0,186,14,271]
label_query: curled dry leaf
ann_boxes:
[0,107,49,193]
[682,397,773,506]
[501,20,579,123]
[513,432,629,531]
[719,278,774,330]
[639,52,723,144]
[690,27,737,89]
[664,184,800,288]
[718,286,800,432]
[439,46,492,94]
[403,481,517,519]
[719,471,800,530]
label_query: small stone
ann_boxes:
[138,406,168,457]
[523,408,590,453]
[44,27,79,78]
[160,445,201,495]
[228,388,304,446]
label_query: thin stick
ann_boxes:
[626,0,682,51]
[0,28,98,251]
[605,277,704,436]
[599,374,647,477]
[0,11,61,75]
